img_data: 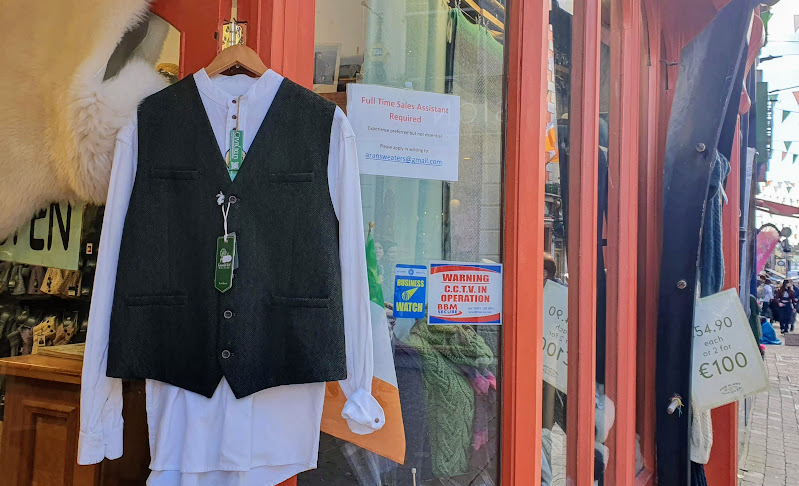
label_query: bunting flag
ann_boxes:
[794,154,799,164]
[784,110,792,122]
[783,152,789,161]
[794,91,799,106]
[787,141,794,152]
[320,223,406,464]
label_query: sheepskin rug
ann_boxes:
[0,0,167,240]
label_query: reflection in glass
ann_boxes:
[104,13,181,84]
[304,1,506,485]
[539,2,571,485]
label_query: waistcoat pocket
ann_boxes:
[271,296,330,308]
[124,294,188,306]
[149,168,200,180]
[267,172,314,183]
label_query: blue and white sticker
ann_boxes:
[393,264,427,318]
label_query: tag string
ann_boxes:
[221,201,231,241]
[236,96,242,131]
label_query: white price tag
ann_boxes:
[542,280,569,393]
[691,289,769,411]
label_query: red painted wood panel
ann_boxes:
[239,0,315,86]
[634,1,663,483]
[605,0,642,483]
[705,117,743,486]
[501,0,549,484]
[566,0,601,483]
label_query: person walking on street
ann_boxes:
[777,279,797,334]
[759,275,775,324]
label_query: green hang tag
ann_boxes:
[215,234,236,293]
[225,129,246,181]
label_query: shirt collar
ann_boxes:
[193,68,284,107]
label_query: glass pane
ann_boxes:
[304,1,507,484]
[595,0,612,482]
[541,1,573,484]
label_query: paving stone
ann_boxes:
[737,331,799,485]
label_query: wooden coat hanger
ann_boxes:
[206,43,267,78]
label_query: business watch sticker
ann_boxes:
[393,264,427,319]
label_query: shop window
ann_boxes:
[596,1,614,482]
[302,1,507,484]
[541,1,572,483]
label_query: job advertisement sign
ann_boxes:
[428,261,503,325]
[691,289,769,411]
[542,280,569,393]
[347,83,460,181]
[0,203,84,271]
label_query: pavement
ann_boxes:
[738,325,799,486]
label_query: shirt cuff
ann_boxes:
[77,425,124,465]
[341,388,386,435]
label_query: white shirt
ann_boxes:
[764,283,775,302]
[78,69,385,486]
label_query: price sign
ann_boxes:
[542,280,569,393]
[691,289,769,411]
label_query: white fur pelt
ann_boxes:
[0,0,167,240]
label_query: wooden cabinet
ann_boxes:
[0,355,149,486]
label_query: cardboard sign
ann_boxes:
[428,261,503,325]
[542,280,569,393]
[393,264,427,319]
[347,83,461,181]
[691,289,769,411]
[0,203,84,271]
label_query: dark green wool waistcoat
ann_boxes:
[106,76,346,399]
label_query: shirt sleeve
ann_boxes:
[78,119,138,464]
[327,107,385,435]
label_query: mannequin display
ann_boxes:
[78,66,384,486]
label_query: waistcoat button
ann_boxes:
[221,350,231,359]
[223,310,233,319]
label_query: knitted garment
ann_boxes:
[749,295,763,344]
[406,322,494,477]
[690,407,713,464]
[691,462,709,486]
[699,151,731,297]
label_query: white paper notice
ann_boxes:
[691,289,769,411]
[542,280,569,393]
[346,83,460,181]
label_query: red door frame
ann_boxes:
[605,0,642,483]
[501,0,548,483]
[566,0,601,483]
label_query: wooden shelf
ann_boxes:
[0,354,83,385]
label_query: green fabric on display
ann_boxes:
[406,322,493,477]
